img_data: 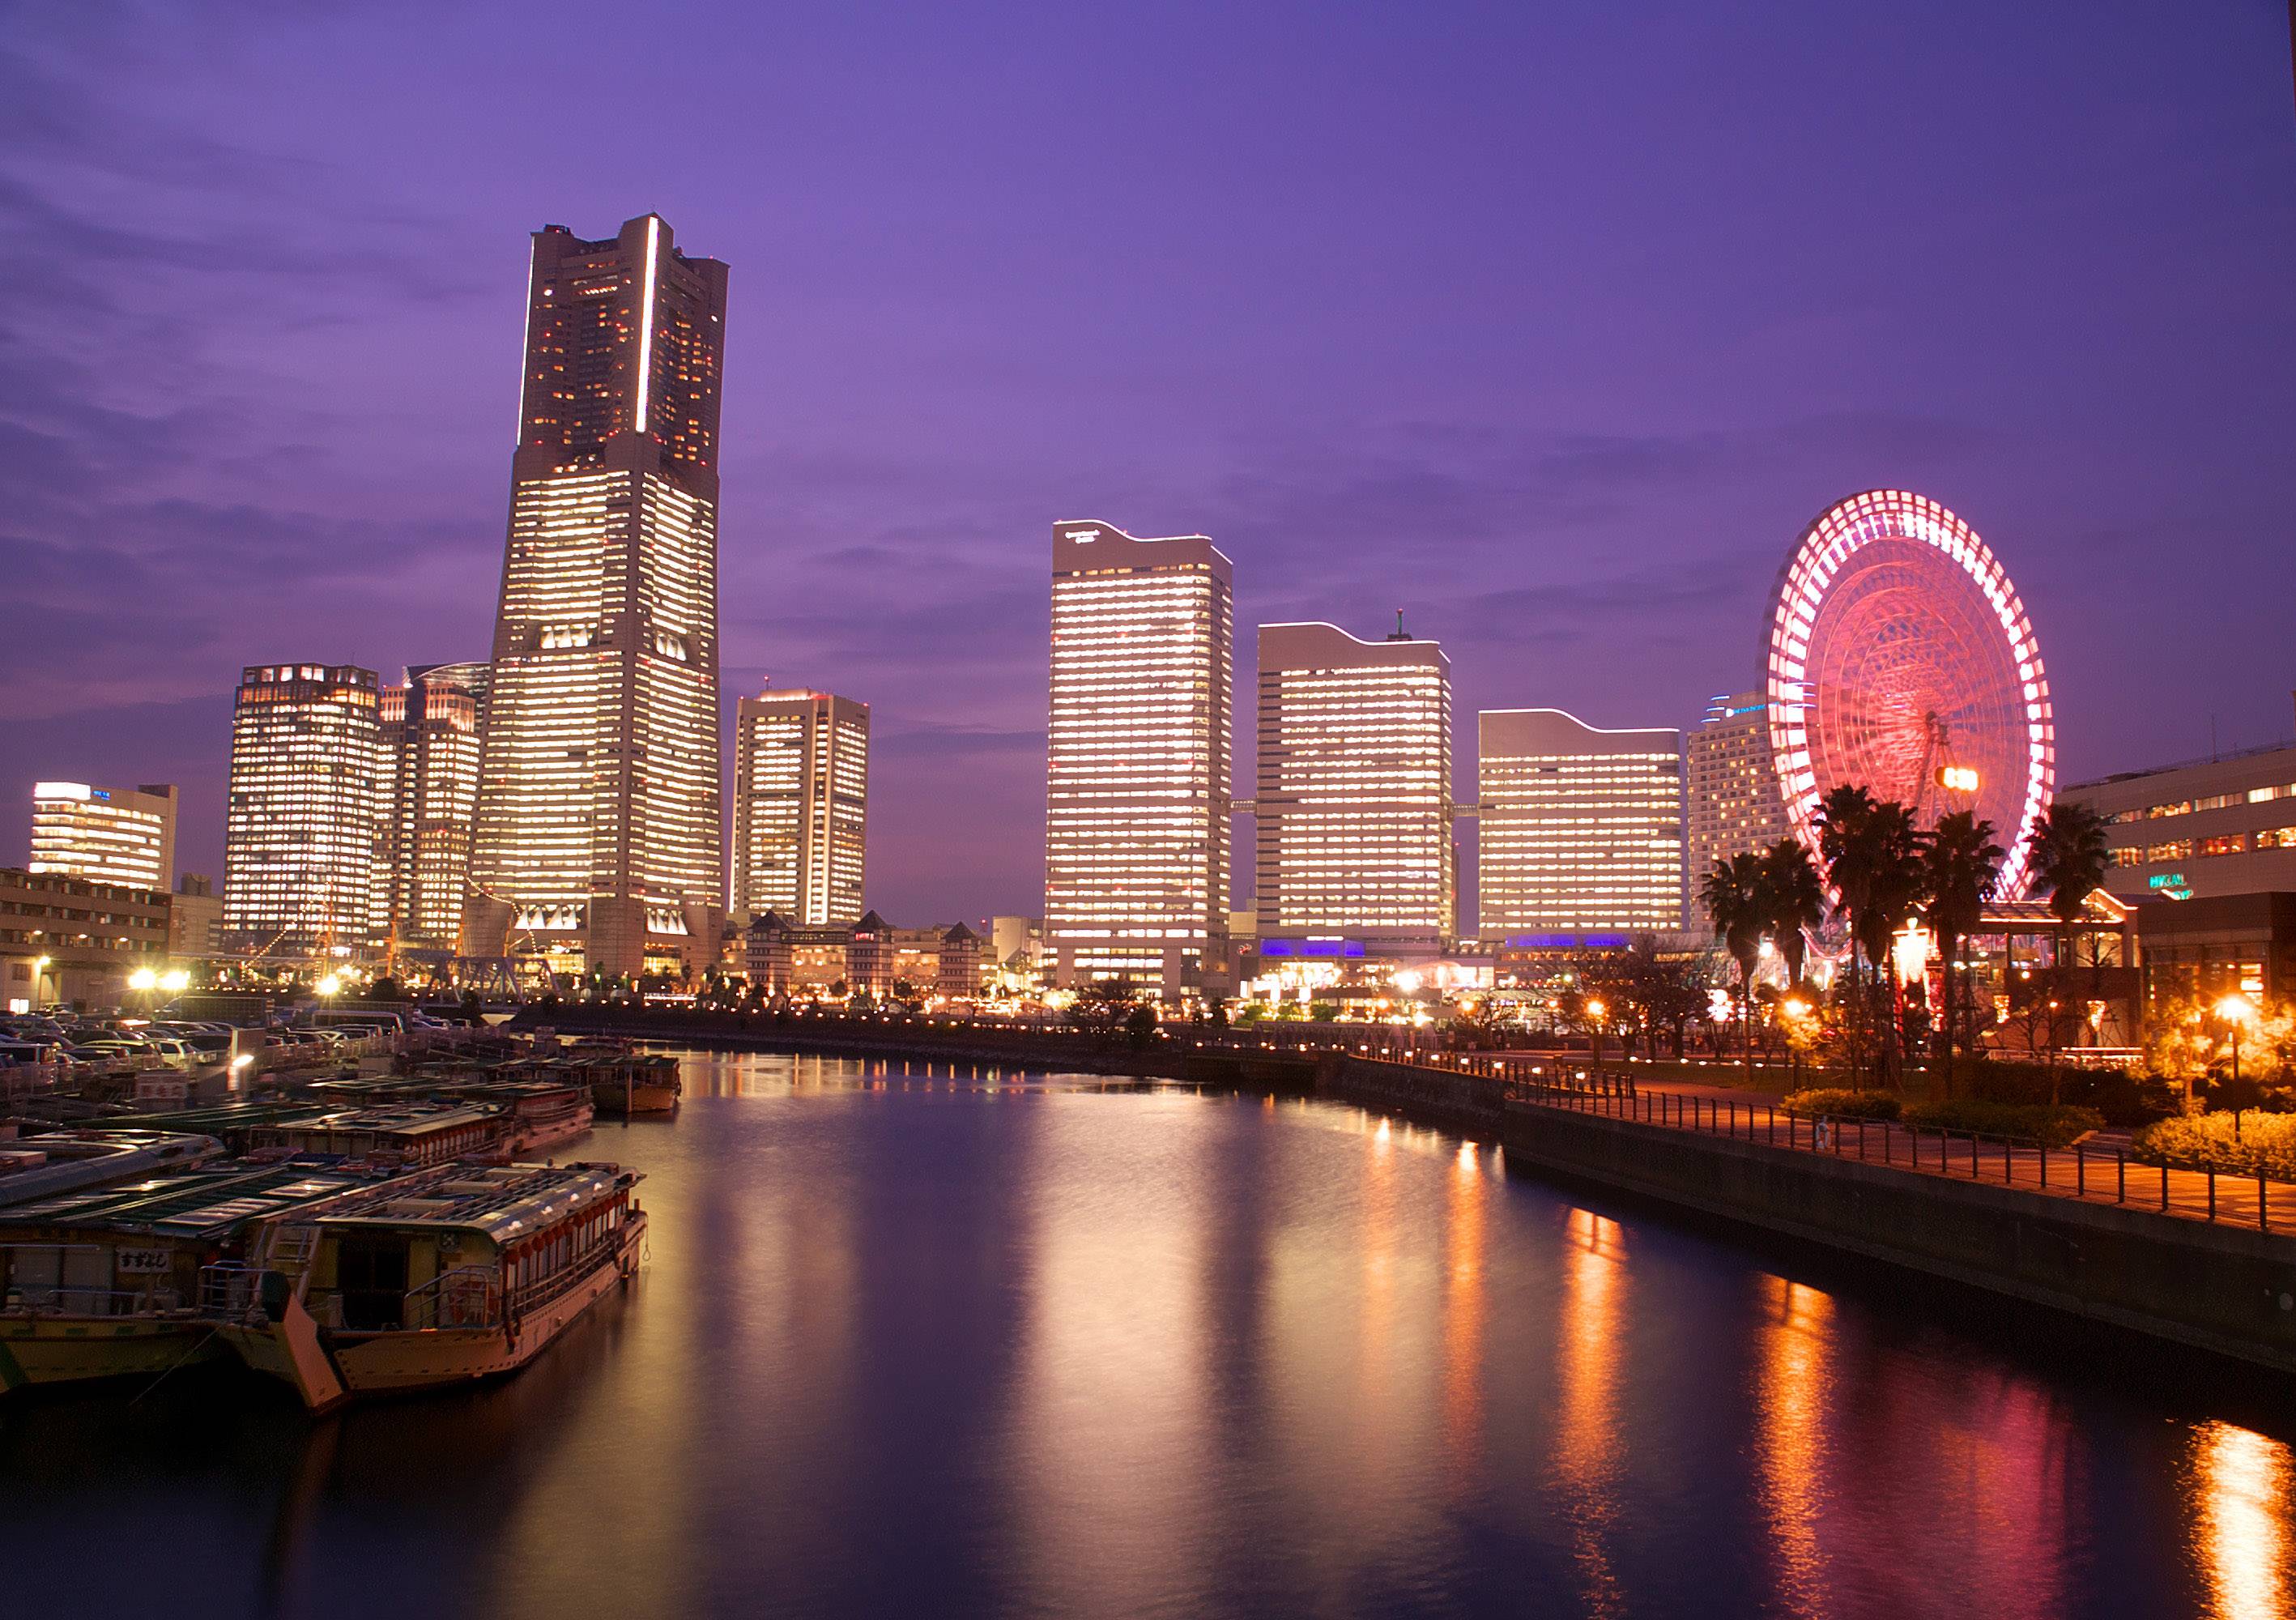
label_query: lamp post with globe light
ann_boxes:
[2215,992,2259,1133]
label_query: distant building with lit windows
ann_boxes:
[29,781,177,893]
[2067,731,2296,906]
[1684,690,1789,885]
[377,663,486,953]
[1477,709,1685,936]
[222,663,382,957]
[732,688,869,926]
[466,214,729,979]
[1046,520,1233,996]
[1255,621,1453,958]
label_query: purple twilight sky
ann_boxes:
[2,1,2293,927]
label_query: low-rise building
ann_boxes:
[2133,892,2296,1010]
[746,910,986,1001]
[0,868,170,1011]
[2066,737,2296,905]
[169,873,224,959]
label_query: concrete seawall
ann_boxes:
[1324,1057,2296,1375]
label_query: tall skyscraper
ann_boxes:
[377,664,486,953]
[1684,689,1789,888]
[29,781,177,892]
[1255,621,1454,956]
[732,688,869,925]
[1478,709,1685,937]
[222,663,382,957]
[1046,521,1233,996]
[467,215,730,979]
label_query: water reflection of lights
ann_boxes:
[2192,1420,2295,1620]
[1442,1137,1487,1472]
[1754,1276,1834,1618]
[1554,1209,1625,1618]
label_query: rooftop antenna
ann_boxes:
[1387,608,1411,642]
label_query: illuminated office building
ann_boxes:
[29,781,176,893]
[1255,621,1453,957]
[467,214,730,978]
[377,664,486,952]
[1478,708,1685,936]
[732,688,869,925]
[1685,689,1789,885]
[1046,520,1233,995]
[222,663,382,957]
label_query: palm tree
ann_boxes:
[1920,811,2004,1095]
[1700,851,1768,1078]
[2026,799,2112,1063]
[1760,838,1825,993]
[1815,786,1929,1083]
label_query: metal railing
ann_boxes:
[1497,1068,2291,1234]
[400,1264,501,1330]
[3,1283,185,1317]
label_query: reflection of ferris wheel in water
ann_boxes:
[1766,490,2055,899]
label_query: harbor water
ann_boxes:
[5,1050,2294,1619]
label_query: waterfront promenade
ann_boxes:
[529,1004,2296,1372]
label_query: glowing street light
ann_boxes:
[2216,992,2260,1091]
[160,969,190,993]
[316,974,343,998]
[128,967,158,991]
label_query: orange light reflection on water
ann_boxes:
[1441,1143,1486,1477]
[1553,1208,1625,1619]
[2192,1420,2296,1620]
[1753,1274,1834,1618]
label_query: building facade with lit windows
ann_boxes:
[2066,735,2296,906]
[376,664,486,953]
[732,688,868,925]
[1683,690,1788,886]
[222,663,382,958]
[1254,621,1454,960]
[0,868,169,1012]
[1477,708,1685,937]
[1046,521,1233,997]
[29,781,177,893]
[467,215,730,980]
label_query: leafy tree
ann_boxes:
[1700,851,1768,1076]
[1760,838,1826,991]
[2026,798,2111,995]
[1815,786,1929,1084]
[1919,811,2004,1094]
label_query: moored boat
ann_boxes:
[0,1157,415,1394]
[584,1055,683,1116]
[204,1159,645,1413]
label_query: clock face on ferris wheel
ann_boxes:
[1764,490,2055,899]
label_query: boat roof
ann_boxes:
[304,1161,631,1242]
[264,1103,502,1140]
[0,1158,408,1240]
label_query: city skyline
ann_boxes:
[2,5,2293,925]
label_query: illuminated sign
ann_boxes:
[1506,932,1629,949]
[1259,939,1365,958]
[1936,765,1980,792]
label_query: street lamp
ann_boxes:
[128,967,157,991]
[316,974,343,999]
[2215,991,2259,1096]
[1585,997,1607,1068]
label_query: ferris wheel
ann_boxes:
[1765,490,2055,898]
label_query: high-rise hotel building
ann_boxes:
[1478,709,1685,938]
[29,781,177,893]
[377,664,486,952]
[468,215,729,978]
[1684,689,1789,886]
[1255,622,1454,957]
[732,688,869,926]
[222,663,382,957]
[1046,521,1233,995]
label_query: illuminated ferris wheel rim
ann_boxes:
[1763,488,2055,899]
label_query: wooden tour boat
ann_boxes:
[204,1159,645,1413]
[0,1157,411,1394]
